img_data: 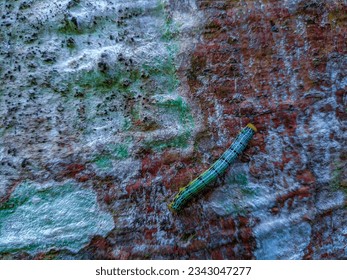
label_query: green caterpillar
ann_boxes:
[169,123,257,212]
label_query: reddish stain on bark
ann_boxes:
[61,163,85,178]
[296,170,316,185]
[276,186,311,207]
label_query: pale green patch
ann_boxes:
[93,155,113,169]
[226,173,248,186]
[0,182,114,254]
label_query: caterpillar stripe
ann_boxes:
[168,123,257,212]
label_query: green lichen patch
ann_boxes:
[58,17,82,35]
[0,182,114,254]
[218,202,247,216]
[161,16,179,41]
[75,69,123,91]
[225,172,258,197]
[156,97,194,126]
[93,155,113,169]
[57,15,114,35]
[92,143,130,169]
[226,172,248,186]
[142,54,179,94]
[331,161,347,193]
[106,143,130,160]
[51,0,195,159]
[114,144,129,159]
[152,0,179,41]
[144,131,191,151]
[122,117,132,131]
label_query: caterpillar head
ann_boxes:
[246,123,257,132]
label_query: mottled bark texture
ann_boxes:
[0,0,346,259]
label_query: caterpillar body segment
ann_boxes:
[168,123,257,212]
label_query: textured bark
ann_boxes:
[0,0,346,259]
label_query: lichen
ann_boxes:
[0,182,114,254]
[226,172,249,186]
[144,131,191,151]
[156,97,194,126]
[331,161,347,193]
[93,155,113,169]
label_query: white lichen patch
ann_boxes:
[254,221,311,260]
[0,182,114,254]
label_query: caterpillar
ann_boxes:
[168,123,257,212]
